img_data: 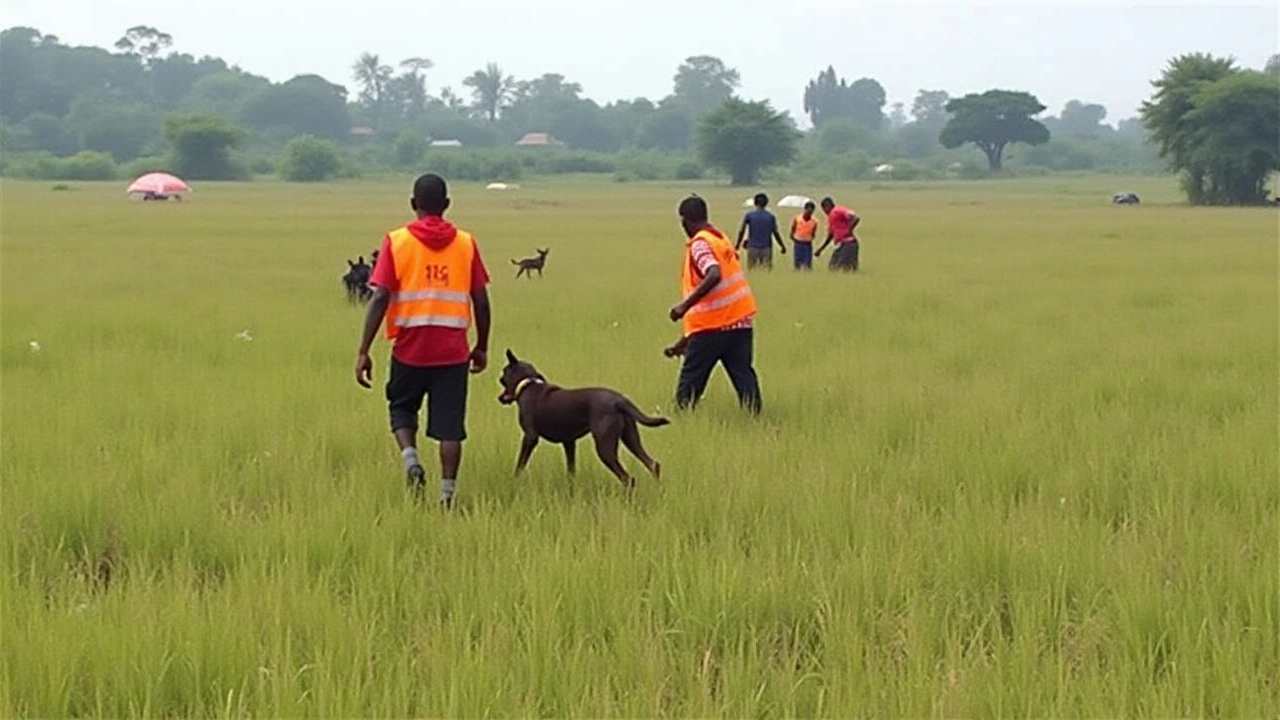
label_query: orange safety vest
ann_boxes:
[792,215,817,241]
[383,227,475,340]
[680,228,757,336]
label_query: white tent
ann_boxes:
[874,163,895,175]
[486,183,509,190]
[777,195,811,208]
[742,197,756,208]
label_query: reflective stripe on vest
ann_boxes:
[684,271,748,315]
[384,227,474,340]
[680,229,757,336]
[394,289,471,303]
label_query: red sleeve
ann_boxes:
[470,239,490,291]
[368,236,397,291]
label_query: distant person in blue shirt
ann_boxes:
[735,193,786,270]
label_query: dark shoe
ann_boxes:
[406,464,426,498]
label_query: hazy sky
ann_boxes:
[8,0,1277,127]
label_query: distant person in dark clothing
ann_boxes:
[735,193,786,270]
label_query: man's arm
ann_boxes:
[772,218,786,252]
[735,217,748,249]
[669,264,722,322]
[355,286,390,388]
[684,264,722,308]
[850,214,861,239]
[469,286,491,373]
[815,231,834,257]
[788,218,798,242]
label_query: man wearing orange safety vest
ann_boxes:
[664,195,763,414]
[789,200,819,270]
[355,173,492,508]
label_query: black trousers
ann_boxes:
[675,328,761,414]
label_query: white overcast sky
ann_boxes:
[8,0,1277,127]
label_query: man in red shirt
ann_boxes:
[814,196,861,272]
[355,174,492,507]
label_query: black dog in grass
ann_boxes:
[497,349,668,488]
[342,256,373,303]
[511,248,549,278]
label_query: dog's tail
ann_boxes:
[511,258,520,265]
[618,398,670,427]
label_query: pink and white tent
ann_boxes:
[126,172,191,196]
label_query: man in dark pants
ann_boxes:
[814,196,861,272]
[355,173,492,507]
[735,192,786,269]
[664,195,763,414]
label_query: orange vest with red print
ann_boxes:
[680,229,757,336]
[384,227,474,340]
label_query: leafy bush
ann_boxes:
[59,151,117,180]
[422,149,523,182]
[393,132,429,169]
[675,161,703,180]
[3,151,116,180]
[279,135,342,182]
[120,156,171,181]
[5,152,61,179]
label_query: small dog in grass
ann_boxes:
[511,248,550,278]
[496,349,668,488]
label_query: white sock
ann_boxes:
[402,447,421,471]
[440,478,456,501]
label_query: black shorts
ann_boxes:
[386,358,469,441]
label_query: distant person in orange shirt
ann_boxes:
[789,201,818,270]
[814,196,861,272]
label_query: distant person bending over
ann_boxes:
[665,195,763,415]
[814,196,861,272]
[735,192,786,270]
[355,173,492,508]
[789,201,819,270]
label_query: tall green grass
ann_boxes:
[2,176,1276,716]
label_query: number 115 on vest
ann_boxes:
[424,265,451,285]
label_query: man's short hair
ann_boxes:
[679,195,708,223]
[413,173,448,213]
[754,193,768,207]
[803,201,816,210]
[820,196,835,208]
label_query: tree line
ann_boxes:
[1,25,1275,203]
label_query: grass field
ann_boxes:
[2,174,1276,717]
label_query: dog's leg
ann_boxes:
[591,420,634,489]
[562,441,576,476]
[514,434,539,475]
[620,419,661,480]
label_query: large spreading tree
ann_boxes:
[696,97,799,185]
[939,90,1050,170]
[1140,53,1279,205]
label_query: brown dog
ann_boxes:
[511,248,549,278]
[497,349,668,487]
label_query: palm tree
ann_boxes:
[463,63,516,122]
[352,52,393,128]
[398,58,433,119]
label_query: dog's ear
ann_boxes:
[506,349,518,364]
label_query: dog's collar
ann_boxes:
[513,377,544,399]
